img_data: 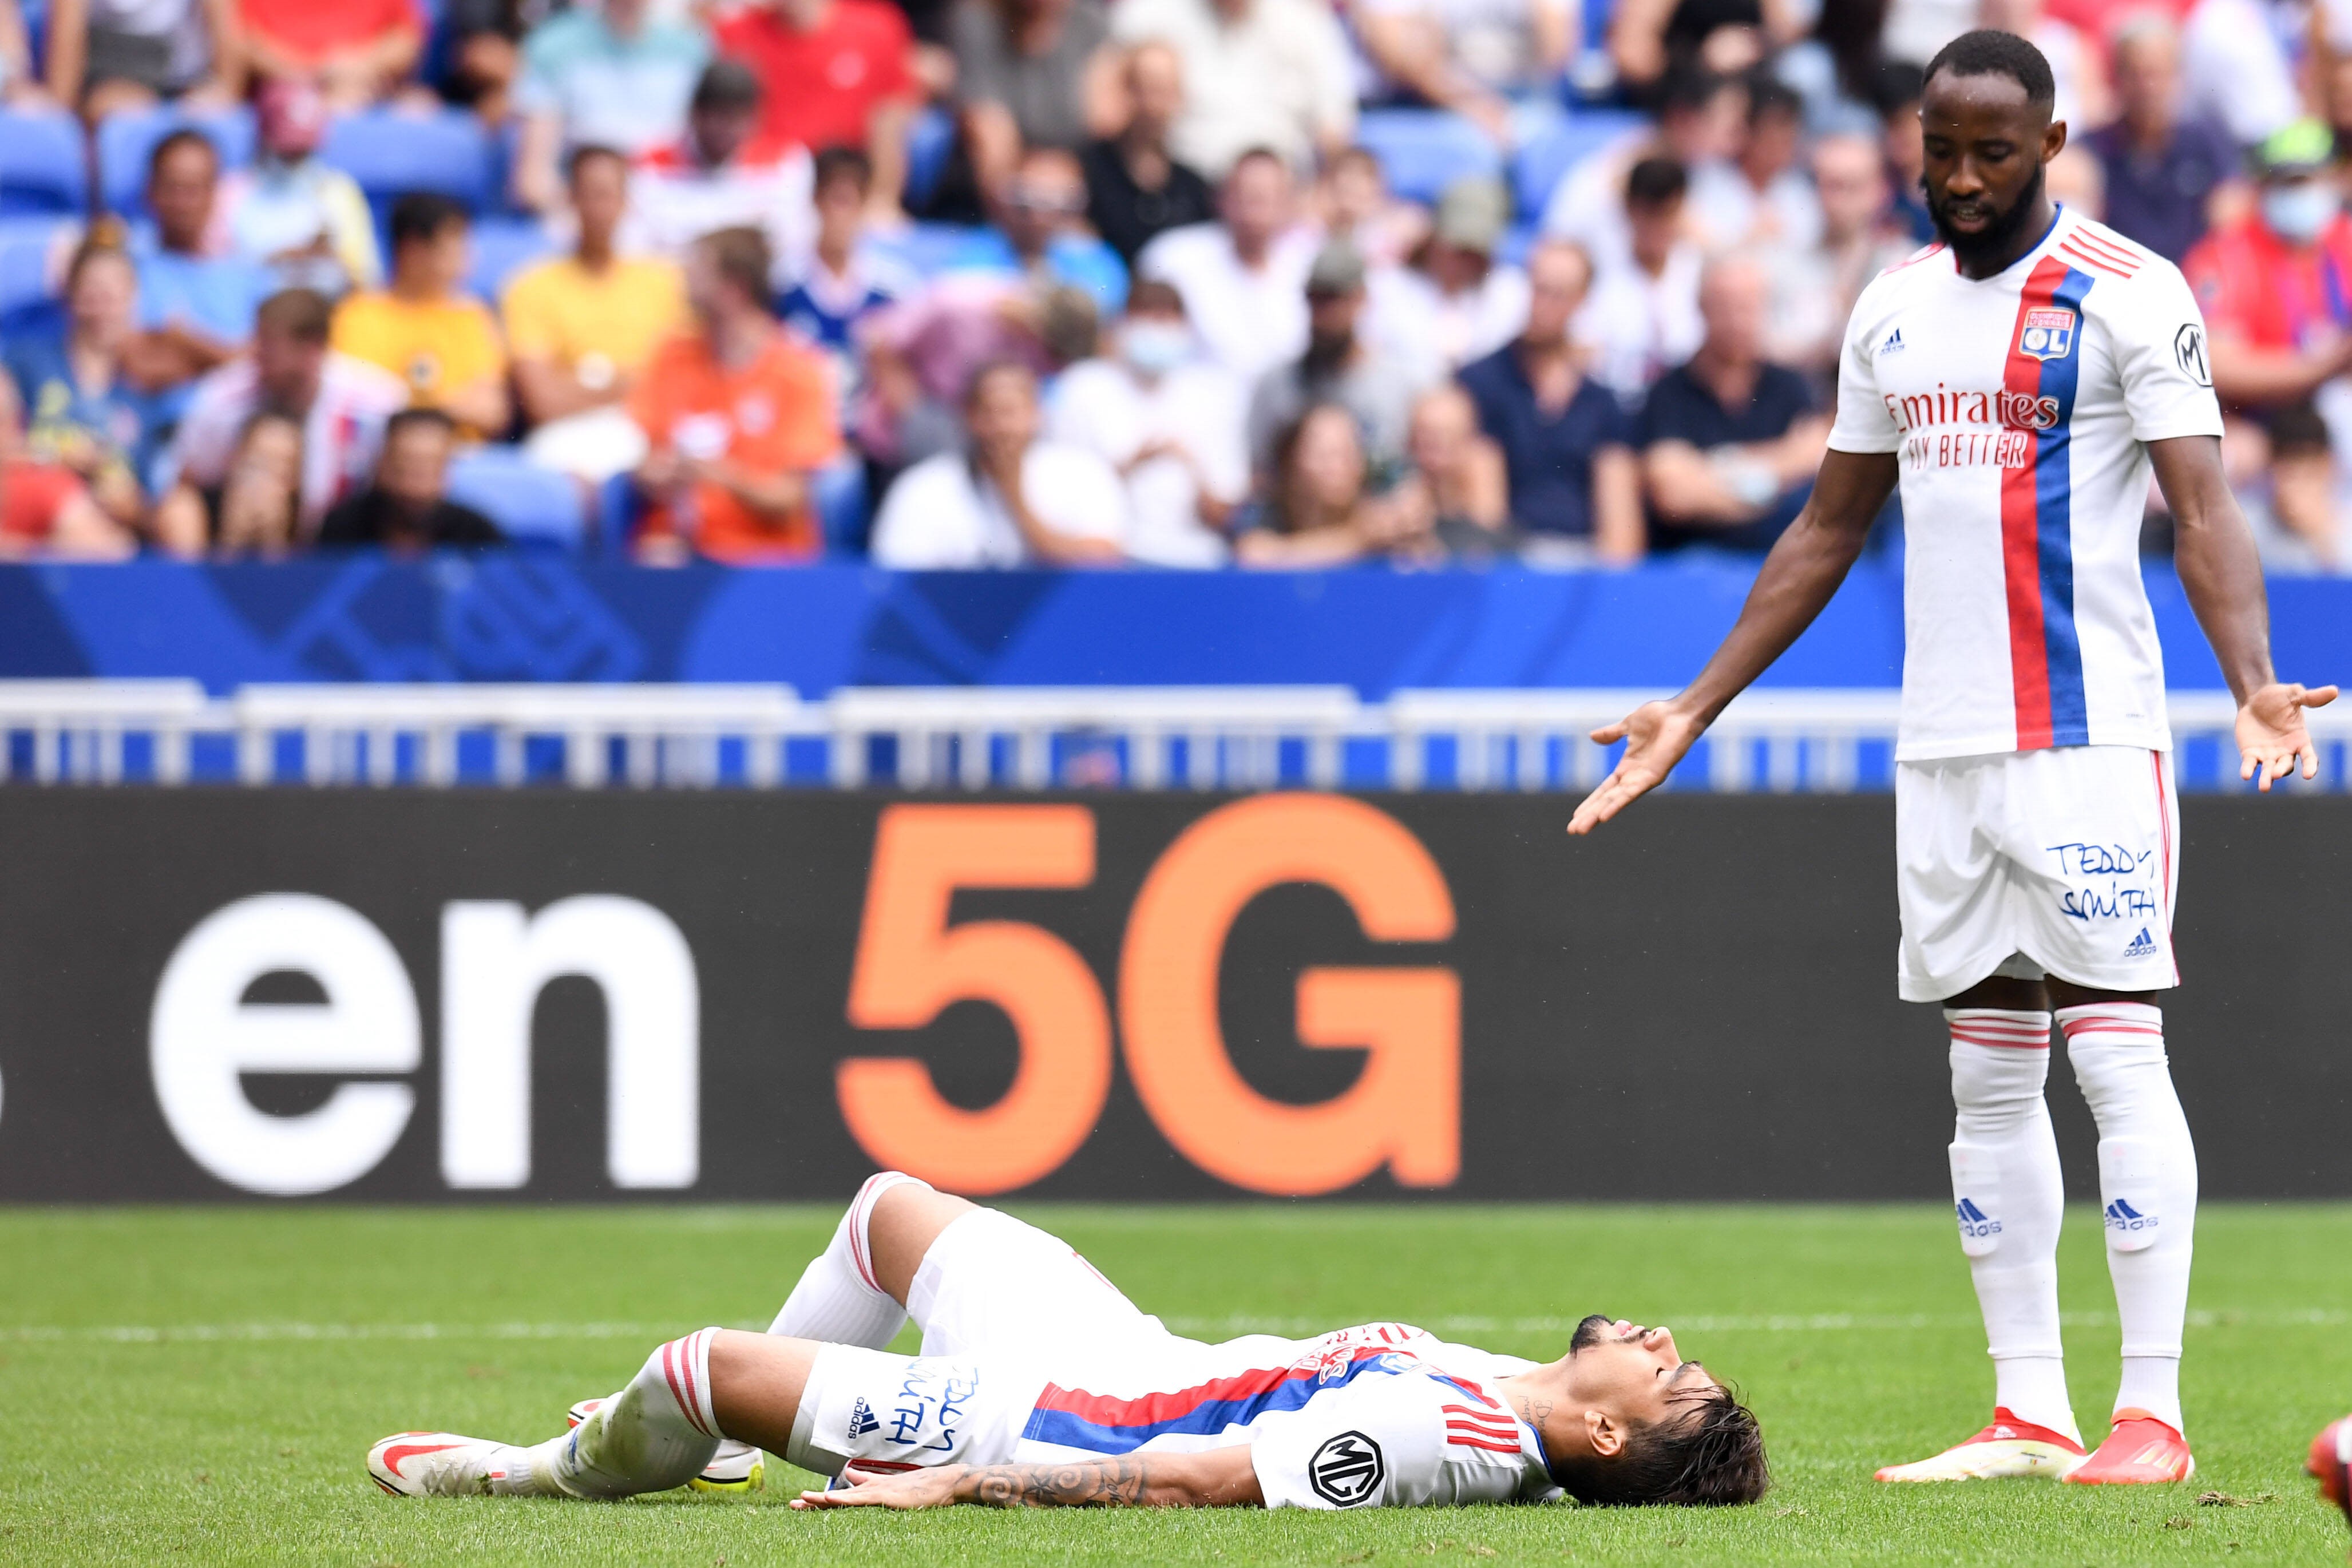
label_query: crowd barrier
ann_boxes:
[7,680,2347,792]
[2,790,2344,1202]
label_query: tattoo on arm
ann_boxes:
[962,1458,1152,1507]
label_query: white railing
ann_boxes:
[0,682,2343,793]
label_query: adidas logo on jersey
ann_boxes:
[848,1397,880,1441]
[1879,328,1904,356]
[2105,1199,2157,1235]
[1956,1197,2001,1239]
[2123,928,2156,957]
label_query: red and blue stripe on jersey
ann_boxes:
[1021,1347,1403,1454]
[1998,252,2101,750]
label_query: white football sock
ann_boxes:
[538,1328,723,1499]
[2060,1003,2195,1435]
[1946,1008,2080,1444]
[769,1171,925,1347]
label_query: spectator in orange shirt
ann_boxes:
[629,226,841,563]
[240,0,422,108]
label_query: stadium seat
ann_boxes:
[0,109,89,215]
[0,215,69,318]
[321,109,498,221]
[466,215,556,303]
[1352,110,1504,208]
[97,107,258,217]
[865,222,987,280]
[904,106,956,209]
[1511,109,1649,219]
[445,446,588,550]
[814,457,868,556]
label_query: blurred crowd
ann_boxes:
[1,0,2350,568]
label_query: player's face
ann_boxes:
[1565,1316,1717,1425]
[1919,72,2066,265]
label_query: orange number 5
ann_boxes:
[840,804,1112,1195]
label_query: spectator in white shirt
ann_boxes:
[871,360,1128,566]
[163,287,405,537]
[1687,75,1821,256]
[1136,148,1319,382]
[1578,155,1704,399]
[628,58,815,287]
[1542,64,1743,272]
[1354,0,1573,142]
[1046,279,1246,565]
[1387,176,1529,371]
[1110,0,1355,176]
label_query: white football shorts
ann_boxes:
[785,1207,1178,1477]
[1895,745,2180,1003]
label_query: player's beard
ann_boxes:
[1567,1313,1614,1352]
[1926,160,2048,272]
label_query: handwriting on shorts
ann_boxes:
[890,1363,982,1453]
[2044,843,2158,924]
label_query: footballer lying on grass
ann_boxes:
[370,1174,1767,1511]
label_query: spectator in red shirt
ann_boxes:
[714,0,918,217]
[239,0,421,108]
[2183,117,2352,567]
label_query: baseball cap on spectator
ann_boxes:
[258,79,329,160]
[1306,238,1368,298]
[1433,177,1510,256]
[2255,118,2335,179]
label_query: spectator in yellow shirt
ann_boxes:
[505,145,689,482]
[330,194,510,440]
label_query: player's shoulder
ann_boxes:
[2057,216,2191,304]
[1849,241,1947,318]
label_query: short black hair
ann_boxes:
[813,144,873,195]
[565,142,629,184]
[1923,29,2056,114]
[1625,156,1689,210]
[385,406,457,444]
[1746,74,1804,126]
[1657,62,1726,118]
[148,126,218,181]
[1557,1383,1769,1508]
[693,57,763,114]
[389,192,469,250]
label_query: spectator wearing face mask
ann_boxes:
[1045,279,1245,565]
[2183,118,2352,569]
[317,407,504,551]
[215,78,383,295]
[871,358,1127,567]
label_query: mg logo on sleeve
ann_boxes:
[1309,1431,1387,1506]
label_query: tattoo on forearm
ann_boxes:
[964,1458,1151,1507]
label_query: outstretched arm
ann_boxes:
[2149,434,2337,788]
[1567,448,1898,834]
[791,1447,1264,1510]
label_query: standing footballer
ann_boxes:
[1568,29,2334,1487]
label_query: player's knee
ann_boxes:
[865,1179,979,1303]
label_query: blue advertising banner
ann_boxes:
[9,558,2342,694]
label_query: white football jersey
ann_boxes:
[1828,206,2223,761]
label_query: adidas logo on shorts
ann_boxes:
[848,1397,880,1440]
[2122,927,2156,957]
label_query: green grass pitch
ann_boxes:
[3,1204,2347,1566]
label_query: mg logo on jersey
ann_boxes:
[1309,1431,1387,1506]
[2016,306,2077,361]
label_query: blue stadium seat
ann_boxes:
[904,106,956,209]
[97,107,258,217]
[445,446,587,549]
[596,470,641,558]
[814,457,868,556]
[0,215,69,317]
[321,109,497,220]
[0,109,89,215]
[865,221,987,279]
[1511,109,1649,218]
[1353,110,1504,208]
[467,215,555,303]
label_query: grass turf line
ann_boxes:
[2,1203,2346,1566]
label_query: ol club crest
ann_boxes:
[2016,306,2076,362]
